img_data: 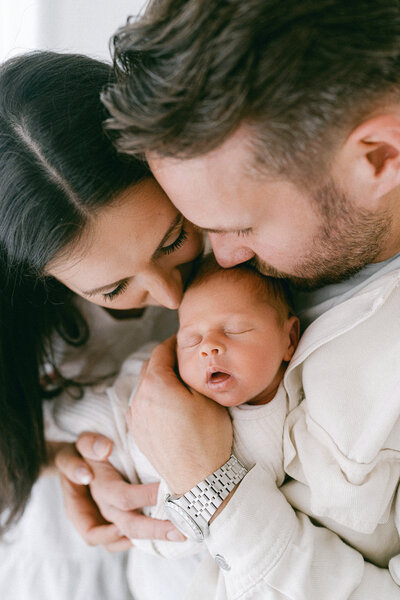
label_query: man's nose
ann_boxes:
[200,336,225,357]
[208,233,255,268]
[143,267,184,309]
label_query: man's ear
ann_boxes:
[283,316,300,363]
[332,114,400,206]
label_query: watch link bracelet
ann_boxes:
[164,454,248,541]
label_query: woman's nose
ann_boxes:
[143,267,184,309]
[200,336,225,357]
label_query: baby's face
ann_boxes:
[177,273,296,407]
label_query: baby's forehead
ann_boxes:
[184,269,252,298]
[179,269,275,317]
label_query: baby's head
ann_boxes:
[177,255,299,407]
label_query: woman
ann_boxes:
[0,50,204,593]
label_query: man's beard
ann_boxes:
[249,179,392,291]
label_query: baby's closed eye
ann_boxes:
[177,334,202,348]
[224,326,254,335]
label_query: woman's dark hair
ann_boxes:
[104,0,400,184]
[0,51,149,534]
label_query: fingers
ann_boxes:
[58,473,124,547]
[55,442,93,485]
[99,480,159,512]
[149,335,177,373]
[76,432,113,462]
[83,460,185,542]
[54,434,115,484]
[87,460,160,511]
[134,335,182,396]
[103,537,134,553]
[136,359,149,389]
[127,361,149,432]
[55,444,128,548]
[106,509,185,542]
[56,442,185,549]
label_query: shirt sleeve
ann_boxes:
[203,465,400,599]
[388,491,400,586]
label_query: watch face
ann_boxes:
[164,500,205,541]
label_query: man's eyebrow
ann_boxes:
[202,226,252,235]
[80,213,183,296]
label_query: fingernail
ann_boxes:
[94,439,111,458]
[166,529,186,542]
[75,467,92,485]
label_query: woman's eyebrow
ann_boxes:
[153,213,183,255]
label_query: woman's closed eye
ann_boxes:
[103,279,129,301]
[160,223,188,255]
[102,222,189,302]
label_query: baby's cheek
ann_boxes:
[177,353,199,389]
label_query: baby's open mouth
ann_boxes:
[209,371,231,383]
[206,366,233,387]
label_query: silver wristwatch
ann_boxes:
[164,454,248,541]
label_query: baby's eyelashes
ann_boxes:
[177,327,255,349]
[177,334,202,349]
[224,328,253,335]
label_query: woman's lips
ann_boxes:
[206,366,235,391]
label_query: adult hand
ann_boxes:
[55,435,185,551]
[54,439,129,551]
[127,336,233,495]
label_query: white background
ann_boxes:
[1,0,147,63]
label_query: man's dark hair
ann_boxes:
[104,0,400,183]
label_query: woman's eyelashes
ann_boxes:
[160,225,188,255]
[103,279,129,301]
[102,224,189,302]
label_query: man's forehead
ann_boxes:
[147,126,253,168]
[147,136,281,232]
[147,130,256,191]
[149,163,254,229]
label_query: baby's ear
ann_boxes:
[283,316,300,362]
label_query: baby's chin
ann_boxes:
[203,384,275,407]
[211,396,249,407]
[200,386,250,407]
[182,372,261,407]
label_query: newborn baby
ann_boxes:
[50,254,299,561]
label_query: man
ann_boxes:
[62,2,400,597]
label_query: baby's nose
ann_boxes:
[200,338,225,357]
[201,346,220,357]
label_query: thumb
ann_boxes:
[137,359,149,389]
[149,335,177,373]
[76,432,113,462]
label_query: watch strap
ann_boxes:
[170,454,248,531]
